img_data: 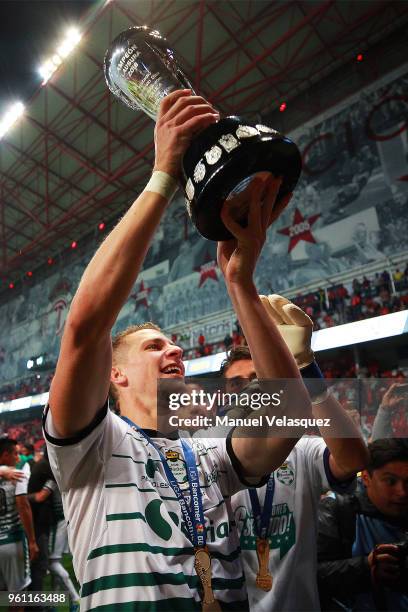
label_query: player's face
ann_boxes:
[224,359,256,394]
[362,461,408,518]
[0,446,19,467]
[122,329,185,398]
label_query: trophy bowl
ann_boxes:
[104,26,302,241]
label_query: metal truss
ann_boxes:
[1,0,408,286]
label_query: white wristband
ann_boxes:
[144,171,178,200]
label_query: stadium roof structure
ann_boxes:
[1,0,408,291]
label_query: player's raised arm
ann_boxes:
[49,90,219,438]
[217,175,312,476]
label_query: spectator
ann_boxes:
[394,268,404,291]
[223,332,233,350]
[317,439,408,611]
[372,383,408,440]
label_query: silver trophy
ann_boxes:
[104,26,301,241]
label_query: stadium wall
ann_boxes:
[0,64,407,384]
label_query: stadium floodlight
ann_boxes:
[36,355,44,366]
[52,54,62,67]
[39,26,82,84]
[65,27,82,45]
[0,102,25,140]
[27,359,34,370]
[39,60,55,83]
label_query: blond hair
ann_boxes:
[109,322,162,408]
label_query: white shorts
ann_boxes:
[49,520,68,560]
[0,537,31,591]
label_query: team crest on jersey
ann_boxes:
[165,450,180,460]
[276,462,295,486]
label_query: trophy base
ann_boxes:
[182,116,302,241]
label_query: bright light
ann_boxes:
[66,27,82,45]
[52,54,62,67]
[0,102,25,140]
[47,257,53,265]
[39,60,55,83]
[39,26,82,84]
[71,241,77,249]
[356,53,364,62]
[9,282,14,289]
[27,271,33,277]
[36,356,44,366]
[98,222,105,231]
[27,359,34,370]
[57,40,73,59]
[279,102,287,112]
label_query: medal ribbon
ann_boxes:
[121,417,206,548]
[248,473,275,539]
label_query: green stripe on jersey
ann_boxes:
[105,484,157,494]
[82,572,245,597]
[88,542,194,560]
[112,453,158,465]
[89,597,201,611]
[106,512,146,522]
[88,541,241,563]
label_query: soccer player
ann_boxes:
[0,438,38,597]
[222,295,368,611]
[44,90,312,610]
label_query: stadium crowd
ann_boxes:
[1,359,407,611]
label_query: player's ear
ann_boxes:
[361,470,370,488]
[111,366,128,388]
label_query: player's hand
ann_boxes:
[29,540,39,561]
[0,466,24,481]
[153,90,219,179]
[368,544,401,586]
[259,294,314,369]
[217,175,292,286]
[380,383,408,411]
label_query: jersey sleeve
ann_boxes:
[201,432,268,498]
[44,479,58,493]
[43,402,128,492]
[298,437,355,495]
[15,467,29,496]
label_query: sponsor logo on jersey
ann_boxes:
[235,502,295,558]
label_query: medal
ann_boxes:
[194,547,222,612]
[121,419,223,610]
[249,473,275,592]
[255,537,273,591]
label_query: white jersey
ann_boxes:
[0,463,29,545]
[44,405,253,611]
[231,437,352,612]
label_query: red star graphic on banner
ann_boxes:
[278,208,321,253]
[195,252,219,288]
[132,280,152,310]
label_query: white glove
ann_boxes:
[259,294,314,369]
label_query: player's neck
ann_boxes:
[120,399,158,432]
